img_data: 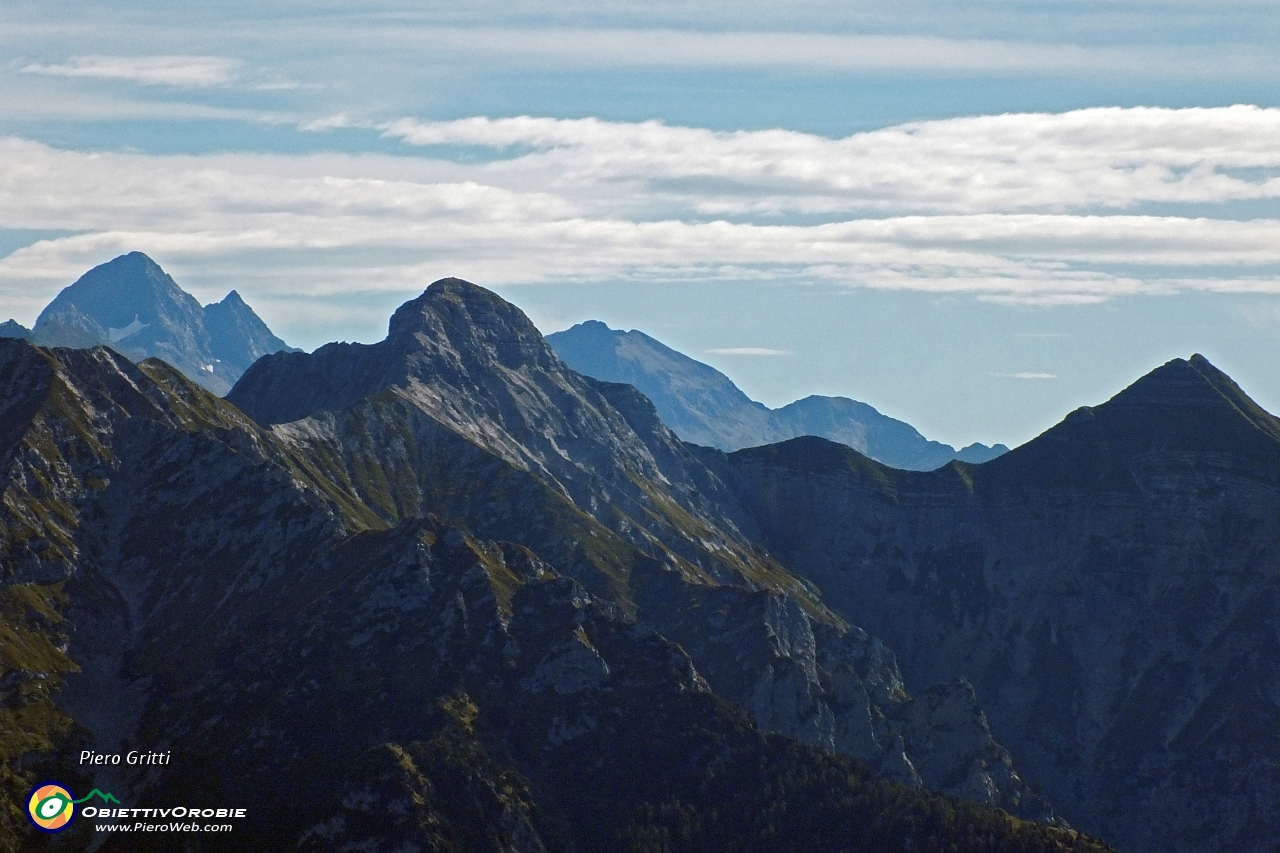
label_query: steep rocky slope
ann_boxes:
[720,354,1280,853]
[0,283,1089,850]
[201,289,294,378]
[547,319,1006,467]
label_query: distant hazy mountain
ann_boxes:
[546,320,1007,470]
[203,288,297,377]
[0,320,31,340]
[2,252,295,394]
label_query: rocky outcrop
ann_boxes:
[0,320,30,341]
[202,289,295,377]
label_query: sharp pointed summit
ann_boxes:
[35,251,201,348]
[24,252,296,394]
[983,354,1280,489]
[203,286,295,378]
[1106,354,1280,439]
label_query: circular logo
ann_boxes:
[27,783,75,832]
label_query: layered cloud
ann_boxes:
[380,107,1280,215]
[1,106,1278,335]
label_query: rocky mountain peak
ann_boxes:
[35,251,201,337]
[1105,355,1235,409]
[547,320,1006,468]
[387,277,558,373]
[1104,354,1280,436]
[203,287,296,376]
[22,253,294,395]
[725,352,1280,853]
[0,319,31,340]
[985,354,1280,487]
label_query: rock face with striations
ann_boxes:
[718,354,1280,853]
[547,319,1007,468]
[0,280,1094,851]
[20,251,294,394]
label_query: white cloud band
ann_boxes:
[380,107,1280,215]
[393,28,1279,77]
[1,106,1278,338]
[707,348,794,356]
[20,55,241,87]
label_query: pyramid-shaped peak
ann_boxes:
[61,251,179,295]
[1105,354,1274,426]
[34,251,200,335]
[216,289,248,307]
[80,252,176,289]
[993,353,1280,483]
[1102,357,1206,406]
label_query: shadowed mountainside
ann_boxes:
[717,354,1280,853]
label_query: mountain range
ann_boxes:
[0,252,294,395]
[1,270,1276,853]
[547,320,1008,469]
[4,254,1003,472]
[3,277,1104,853]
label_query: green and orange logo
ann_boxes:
[26,783,118,833]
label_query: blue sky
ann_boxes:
[2,1,1279,447]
